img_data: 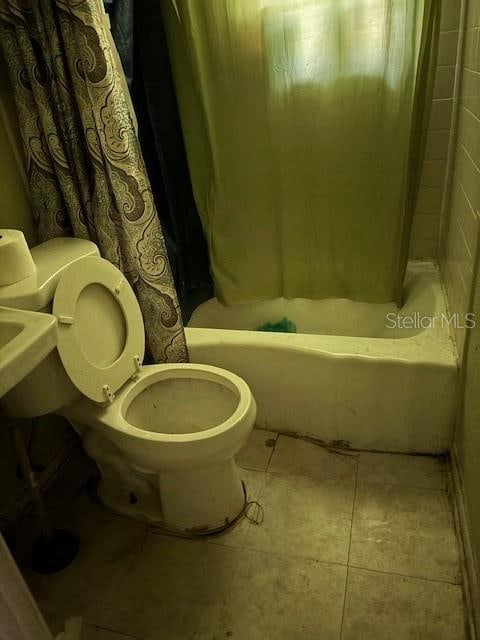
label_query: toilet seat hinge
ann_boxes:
[115,279,125,295]
[131,355,142,379]
[58,315,74,325]
[102,384,115,404]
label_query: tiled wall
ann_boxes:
[440,0,480,357]
[410,0,462,259]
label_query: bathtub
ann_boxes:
[187,262,458,454]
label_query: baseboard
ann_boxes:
[448,448,480,640]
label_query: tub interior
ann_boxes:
[189,262,442,339]
[125,378,240,435]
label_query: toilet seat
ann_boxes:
[53,256,145,404]
[65,363,257,471]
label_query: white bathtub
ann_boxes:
[187,262,458,454]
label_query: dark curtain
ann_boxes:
[106,0,213,322]
[103,0,133,87]
[0,0,187,364]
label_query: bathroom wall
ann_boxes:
[443,0,480,621]
[455,265,480,616]
[410,0,462,259]
[0,52,76,525]
[439,0,480,357]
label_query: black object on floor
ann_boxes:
[31,529,79,575]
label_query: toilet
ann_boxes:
[0,235,256,533]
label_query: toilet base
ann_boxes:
[93,466,246,536]
[94,473,247,536]
[158,458,246,533]
[81,427,247,535]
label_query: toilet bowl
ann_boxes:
[0,236,257,533]
[66,363,256,531]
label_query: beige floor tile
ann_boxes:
[244,472,355,563]
[341,567,466,640]
[350,483,460,583]
[358,452,446,490]
[235,429,278,471]
[212,550,347,640]
[236,428,277,471]
[25,512,145,633]
[81,624,141,639]
[209,469,267,549]
[269,435,357,481]
[101,534,241,640]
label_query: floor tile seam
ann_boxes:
[340,451,360,638]
[346,562,462,586]
[264,432,279,471]
[357,479,448,493]
[96,527,150,619]
[202,539,350,570]
[263,469,358,484]
[85,621,144,639]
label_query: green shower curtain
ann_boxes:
[163,0,439,306]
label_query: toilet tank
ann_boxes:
[0,235,100,418]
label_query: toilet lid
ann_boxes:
[53,256,145,403]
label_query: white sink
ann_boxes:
[0,306,57,398]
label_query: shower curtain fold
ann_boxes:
[131,0,213,321]
[163,0,440,306]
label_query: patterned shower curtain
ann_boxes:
[0,0,188,363]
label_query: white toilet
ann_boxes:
[0,235,256,533]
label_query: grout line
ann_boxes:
[339,566,350,640]
[347,563,462,587]
[264,431,279,472]
[339,452,359,638]
[84,622,144,639]
[263,469,357,488]
[437,0,467,259]
[205,538,351,570]
[460,142,480,178]
[462,103,480,125]
[358,478,448,493]
[463,66,480,76]
[260,469,447,494]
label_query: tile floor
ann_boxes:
[14,429,468,640]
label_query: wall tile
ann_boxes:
[410,0,461,259]
[440,0,462,31]
[463,28,480,72]
[429,98,454,130]
[415,187,444,214]
[421,160,447,188]
[457,105,480,170]
[434,65,456,99]
[461,68,480,120]
[454,144,480,215]
[409,236,439,259]
[445,214,473,286]
[450,180,479,260]
[412,214,440,240]
[438,30,460,66]
[425,129,451,160]
[467,0,480,29]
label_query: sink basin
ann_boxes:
[0,306,57,398]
